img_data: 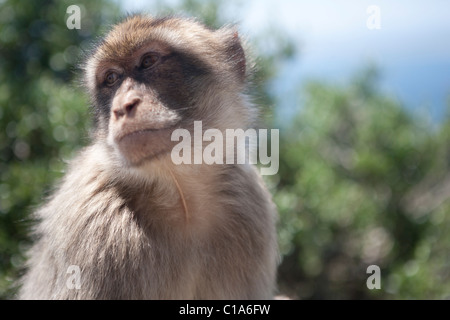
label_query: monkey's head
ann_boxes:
[83,15,254,167]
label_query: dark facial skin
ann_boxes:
[92,41,210,166]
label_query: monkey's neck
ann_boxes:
[168,167,190,223]
[118,155,221,228]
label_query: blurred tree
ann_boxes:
[275,68,450,299]
[0,0,120,298]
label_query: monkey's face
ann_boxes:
[84,15,249,167]
[95,41,198,165]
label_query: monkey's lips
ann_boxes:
[115,125,179,166]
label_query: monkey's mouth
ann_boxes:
[115,124,181,166]
[116,121,180,142]
[118,127,172,141]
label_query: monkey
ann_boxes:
[18,14,278,300]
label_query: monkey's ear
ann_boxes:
[226,31,246,82]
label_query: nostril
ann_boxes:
[113,108,125,119]
[112,96,142,120]
[125,101,136,113]
[123,97,141,116]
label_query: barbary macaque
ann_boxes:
[19,14,278,299]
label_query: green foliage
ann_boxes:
[275,69,450,299]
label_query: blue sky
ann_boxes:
[240,0,450,123]
[121,0,450,123]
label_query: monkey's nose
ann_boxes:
[113,97,141,119]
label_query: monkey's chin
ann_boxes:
[115,128,176,167]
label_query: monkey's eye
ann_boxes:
[140,53,160,69]
[104,71,119,86]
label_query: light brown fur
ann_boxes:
[19,15,278,300]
